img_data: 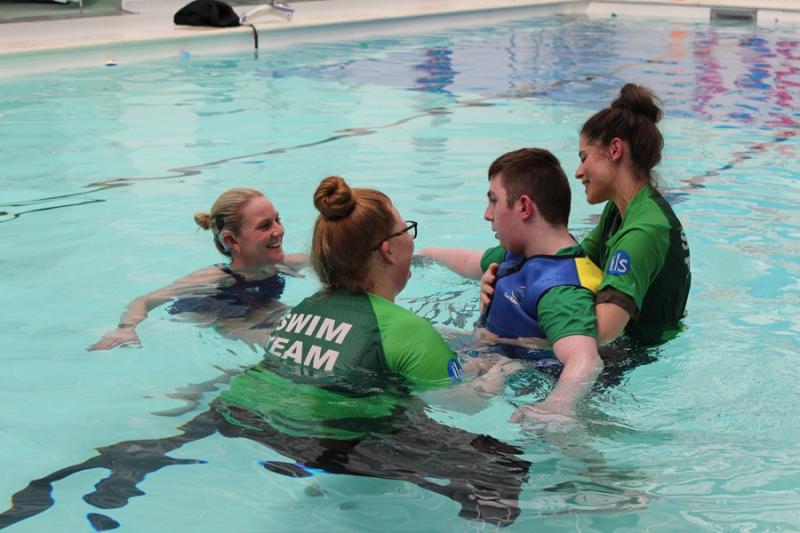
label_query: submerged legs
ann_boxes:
[0,412,217,530]
[1,407,530,529]
[217,406,531,527]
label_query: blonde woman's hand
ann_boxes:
[87,326,141,351]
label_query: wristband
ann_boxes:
[117,323,135,329]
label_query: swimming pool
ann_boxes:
[2,11,800,531]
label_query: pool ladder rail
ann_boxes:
[239,1,294,23]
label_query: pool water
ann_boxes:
[2,12,800,532]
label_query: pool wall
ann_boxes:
[589,1,800,24]
[0,1,587,80]
[1,0,799,80]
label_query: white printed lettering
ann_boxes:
[275,314,290,331]
[315,318,352,345]
[304,315,321,336]
[285,313,313,334]
[269,336,288,357]
[304,345,340,371]
[282,340,304,364]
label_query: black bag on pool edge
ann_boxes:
[174,0,241,27]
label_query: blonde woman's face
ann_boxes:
[232,196,285,267]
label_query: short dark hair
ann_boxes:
[488,148,571,227]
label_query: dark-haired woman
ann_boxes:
[574,83,690,345]
[88,188,305,351]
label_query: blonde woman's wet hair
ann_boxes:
[194,188,264,256]
[311,176,395,293]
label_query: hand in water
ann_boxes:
[473,326,502,344]
[87,327,141,351]
[468,357,524,395]
[511,401,576,431]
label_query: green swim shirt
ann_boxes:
[581,184,691,343]
[220,290,462,439]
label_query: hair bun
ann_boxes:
[314,176,356,220]
[611,83,662,124]
[194,211,212,230]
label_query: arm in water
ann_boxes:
[418,247,484,280]
[87,266,225,351]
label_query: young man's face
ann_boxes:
[484,174,525,254]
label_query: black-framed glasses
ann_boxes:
[371,220,417,250]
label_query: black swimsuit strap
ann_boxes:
[216,264,246,284]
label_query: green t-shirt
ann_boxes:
[480,245,597,342]
[220,290,461,439]
[581,184,690,343]
[480,246,506,272]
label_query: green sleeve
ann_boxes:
[480,246,506,273]
[580,220,604,267]
[599,227,668,310]
[368,294,461,388]
[536,286,597,343]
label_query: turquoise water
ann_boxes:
[2,13,800,531]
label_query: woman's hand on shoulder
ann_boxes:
[87,326,141,351]
[479,263,498,312]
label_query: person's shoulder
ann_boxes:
[368,294,433,331]
[555,244,585,257]
[627,186,675,229]
[178,264,228,284]
[297,289,368,311]
[368,296,450,354]
[480,245,506,272]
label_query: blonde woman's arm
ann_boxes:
[87,266,224,351]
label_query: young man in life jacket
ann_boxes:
[421,148,603,422]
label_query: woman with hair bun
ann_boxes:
[88,188,305,351]
[250,175,463,388]
[216,176,529,525]
[573,83,691,344]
